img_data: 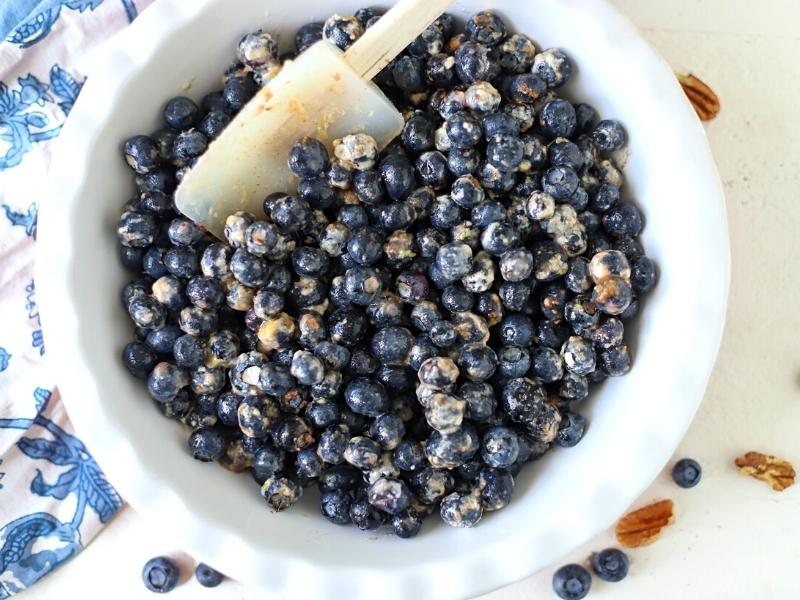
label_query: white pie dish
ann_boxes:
[35,0,730,598]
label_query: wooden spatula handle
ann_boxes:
[344,0,457,80]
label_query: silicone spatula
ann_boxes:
[175,0,456,239]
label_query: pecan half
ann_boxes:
[677,73,720,121]
[735,452,795,492]
[615,499,675,548]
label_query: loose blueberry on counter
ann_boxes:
[591,548,629,583]
[194,563,225,588]
[552,564,592,600]
[672,457,702,488]
[142,556,180,593]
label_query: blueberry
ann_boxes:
[592,277,633,315]
[323,14,363,50]
[445,111,482,149]
[497,345,530,379]
[195,563,224,588]
[483,113,520,142]
[487,134,525,172]
[479,467,514,511]
[393,439,427,471]
[592,119,626,153]
[142,556,180,593]
[501,377,545,423]
[392,55,426,92]
[631,256,656,293]
[318,464,361,492]
[344,378,390,417]
[273,416,315,452]
[532,347,564,383]
[539,99,577,138]
[392,511,423,538]
[416,151,450,189]
[497,280,530,312]
[369,413,405,450]
[602,202,642,238]
[471,201,507,229]
[215,392,241,427]
[542,165,579,200]
[429,194,463,230]
[173,128,208,161]
[481,427,520,468]
[188,426,225,461]
[128,295,167,330]
[172,334,206,368]
[559,372,589,402]
[370,326,413,366]
[349,497,385,530]
[425,53,458,87]
[295,21,324,52]
[555,411,586,447]
[481,221,519,256]
[379,154,415,201]
[269,195,313,234]
[574,103,597,133]
[223,74,258,111]
[450,176,485,210]
[457,343,497,380]
[479,162,517,194]
[552,564,592,600]
[123,135,160,174]
[198,110,231,139]
[498,313,534,347]
[599,344,631,376]
[591,548,629,583]
[122,342,158,378]
[445,147,479,179]
[346,227,384,266]
[561,336,596,375]
[319,488,352,524]
[440,490,483,527]
[120,245,144,271]
[426,425,479,469]
[368,476,411,515]
[532,241,569,282]
[466,10,506,46]
[465,81,501,113]
[507,73,548,105]
[415,227,447,259]
[440,285,473,313]
[251,444,286,482]
[288,137,329,178]
[163,96,198,130]
[455,41,492,84]
[532,48,572,88]
[498,33,537,73]
[672,457,702,488]
[460,381,496,422]
[118,211,157,248]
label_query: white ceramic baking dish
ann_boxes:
[35,0,729,597]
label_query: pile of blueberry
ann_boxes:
[118,9,656,538]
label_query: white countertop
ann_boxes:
[24,1,800,598]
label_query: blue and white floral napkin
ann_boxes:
[0,1,153,595]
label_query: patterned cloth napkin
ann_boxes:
[0,1,153,595]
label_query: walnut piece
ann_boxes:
[735,451,795,492]
[677,73,720,121]
[615,499,675,548]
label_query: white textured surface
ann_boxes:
[28,0,800,599]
